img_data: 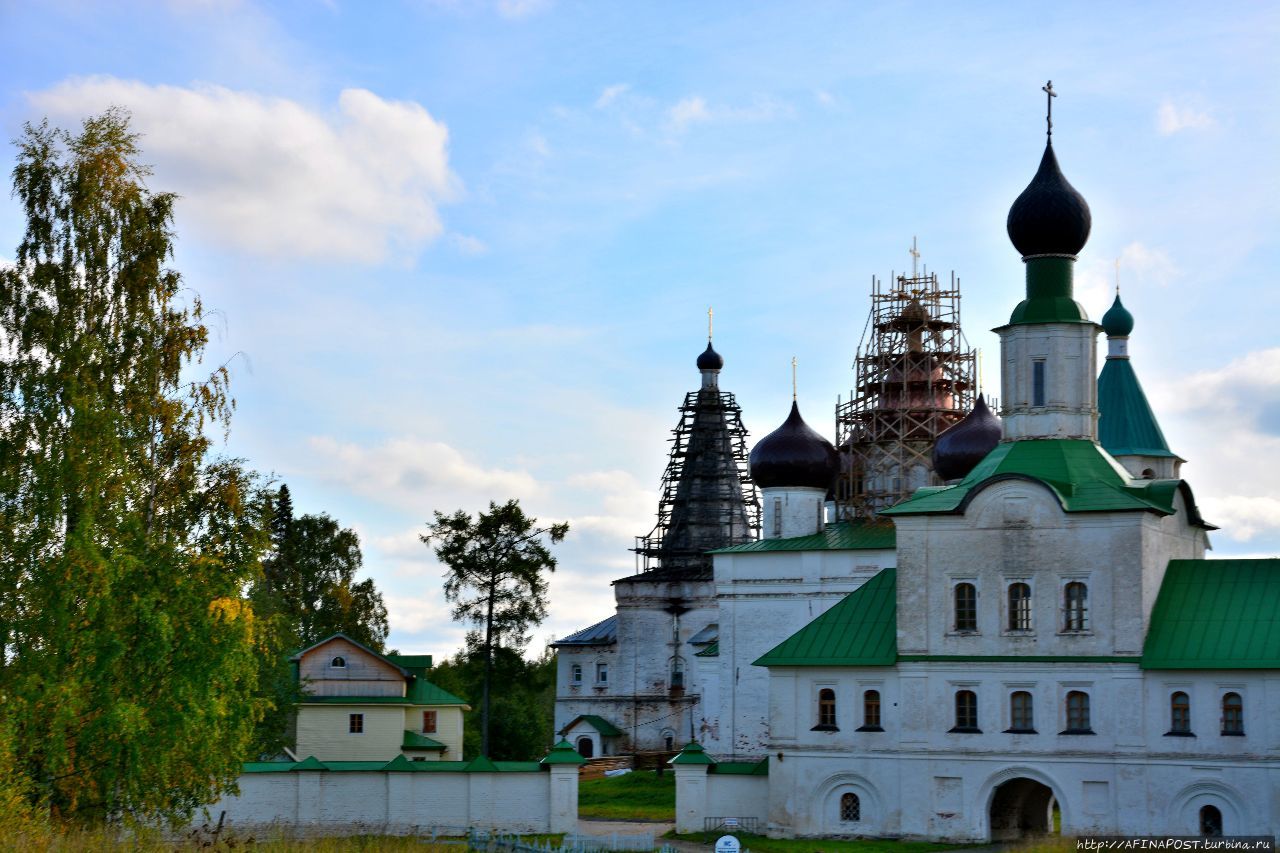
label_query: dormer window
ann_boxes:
[331,656,347,668]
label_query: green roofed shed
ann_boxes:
[402,730,447,751]
[560,714,623,737]
[754,568,897,667]
[1142,559,1280,669]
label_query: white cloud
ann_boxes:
[308,436,540,508]
[1157,98,1215,135]
[1077,242,1179,318]
[449,233,488,255]
[664,94,791,134]
[1201,495,1280,542]
[496,0,552,19]
[29,77,460,263]
[815,90,835,107]
[595,84,629,109]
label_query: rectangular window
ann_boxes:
[1063,582,1088,631]
[772,497,782,537]
[571,663,583,684]
[349,713,364,734]
[954,583,977,632]
[596,663,608,684]
[1032,360,1046,407]
[422,710,437,733]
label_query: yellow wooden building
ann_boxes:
[292,633,469,762]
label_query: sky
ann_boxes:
[2,0,1278,657]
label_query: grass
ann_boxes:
[578,770,676,821]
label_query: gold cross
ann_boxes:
[708,306,713,341]
[791,356,797,400]
[1043,80,1057,139]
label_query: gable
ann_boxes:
[753,568,897,667]
[296,636,406,686]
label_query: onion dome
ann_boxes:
[931,394,1003,482]
[1006,144,1092,259]
[696,341,724,371]
[749,401,838,490]
[1100,293,1134,337]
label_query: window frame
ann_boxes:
[330,655,347,669]
[1007,581,1032,632]
[1167,691,1193,736]
[1007,690,1036,734]
[953,582,978,633]
[858,689,883,732]
[595,662,609,685]
[570,663,583,685]
[1221,692,1244,736]
[422,710,437,734]
[348,713,364,734]
[839,792,861,822]
[1032,359,1046,407]
[1062,581,1089,632]
[813,687,838,731]
[1062,690,1093,735]
[950,689,980,733]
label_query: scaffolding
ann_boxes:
[835,269,977,520]
[633,388,760,576]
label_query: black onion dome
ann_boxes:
[1006,144,1092,258]
[749,401,839,490]
[932,394,1003,482]
[697,341,724,370]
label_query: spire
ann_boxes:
[1004,82,1093,327]
[632,334,758,578]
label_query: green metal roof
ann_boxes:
[882,440,1186,518]
[407,678,469,706]
[1002,258,1093,327]
[561,714,623,737]
[1142,559,1280,669]
[711,759,768,776]
[669,742,715,766]
[1097,357,1176,459]
[712,520,895,554]
[387,654,434,670]
[540,740,587,766]
[402,730,446,751]
[694,640,719,657]
[754,568,897,667]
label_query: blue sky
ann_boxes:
[2,1,1278,656]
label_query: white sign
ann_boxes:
[715,835,741,853]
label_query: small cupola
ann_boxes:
[931,394,1003,482]
[1101,292,1134,337]
[697,341,724,371]
[750,401,838,539]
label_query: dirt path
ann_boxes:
[575,818,706,851]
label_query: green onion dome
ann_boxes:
[1100,293,1134,337]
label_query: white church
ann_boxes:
[554,93,1279,840]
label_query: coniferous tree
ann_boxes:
[0,111,269,822]
[423,499,567,757]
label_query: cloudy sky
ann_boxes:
[2,1,1278,657]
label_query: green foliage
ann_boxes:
[423,499,567,757]
[429,643,557,761]
[578,770,675,821]
[248,484,390,754]
[0,110,270,823]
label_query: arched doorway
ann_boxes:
[990,777,1056,841]
[576,736,594,758]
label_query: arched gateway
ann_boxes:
[989,777,1056,841]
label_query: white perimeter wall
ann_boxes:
[209,768,578,835]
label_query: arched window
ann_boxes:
[1065,690,1091,733]
[576,736,594,759]
[1221,693,1243,735]
[1064,582,1088,631]
[1009,691,1034,732]
[953,690,978,732]
[1169,692,1191,734]
[331,656,346,668]
[840,792,861,822]
[1008,582,1032,631]
[862,690,882,730]
[816,688,837,729]
[954,583,977,632]
[1199,804,1223,837]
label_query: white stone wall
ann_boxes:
[1000,322,1099,440]
[210,767,579,835]
[554,577,715,752]
[707,546,894,757]
[750,663,1280,840]
[760,487,826,540]
[893,479,1205,659]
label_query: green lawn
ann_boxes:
[578,770,676,821]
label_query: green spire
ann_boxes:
[1097,358,1174,458]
